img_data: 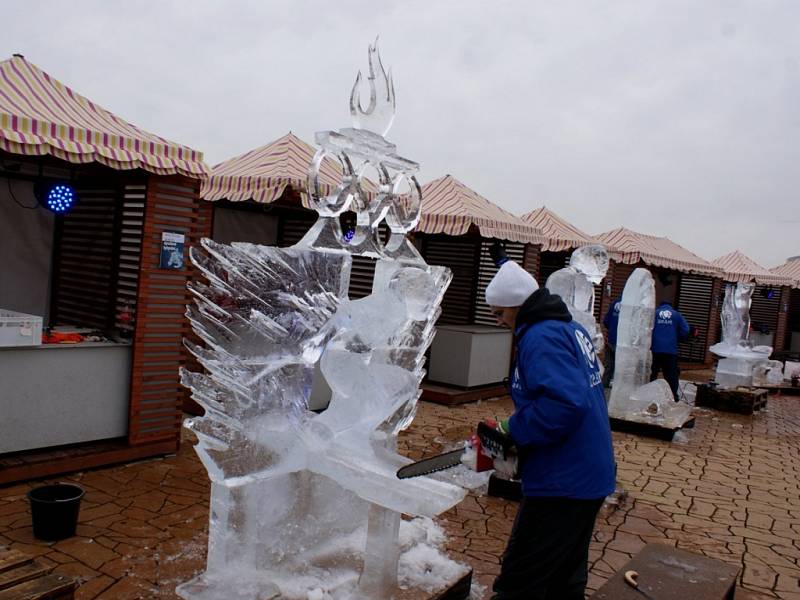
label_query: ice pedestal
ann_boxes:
[607,268,692,432]
[710,283,773,389]
[625,380,693,428]
[752,360,784,386]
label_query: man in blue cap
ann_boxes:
[486,243,616,600]
[651,300,690,399]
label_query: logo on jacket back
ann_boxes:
[658,309,673,322]
[575,330,597,367]
[613,302,621,314]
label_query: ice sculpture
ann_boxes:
[177,42,469,600]
[607,268,692,430]
[545,244,609,353]
[710,283,772,388]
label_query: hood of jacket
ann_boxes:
[515,288,572,330]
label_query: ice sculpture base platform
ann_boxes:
[696,384,768,415]
[609,415,696,441]
[177,569,472,600]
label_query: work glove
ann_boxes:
[489,241,509,268]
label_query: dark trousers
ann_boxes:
[602,344,616,388]
[492,496,604,600]
[650,352,680,399]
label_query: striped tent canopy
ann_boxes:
[521,206,597,252]
[418,175,542,244]
[713,250,796,287]
[202,132,357,207]
[0,55,205,178]
[771,257,800,289]
[596,227,721,277]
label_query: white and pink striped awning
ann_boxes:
[596,227,721,277]
[201,132,344,206]
[713,250,796,287]
[771,257,800,289]
[0,55,206,178]
[521,206,596,252]
[418,175,542,244]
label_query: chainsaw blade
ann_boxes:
[396,449,465,479]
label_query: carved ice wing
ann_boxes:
[184,238,350,425]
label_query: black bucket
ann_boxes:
[27,483,85,541]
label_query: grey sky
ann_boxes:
[4,1,799,268]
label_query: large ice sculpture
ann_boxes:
[177,42,468,600]
[545,244,609,353]
[710,283,772,388]
[607,268,692,429]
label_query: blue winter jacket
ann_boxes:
[508,289,616,500]
[602,298,621,347]
[651,302,690,355]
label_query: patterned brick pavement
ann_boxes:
[1,390,799,598]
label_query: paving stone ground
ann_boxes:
[2,381,799,599]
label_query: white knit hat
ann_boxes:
[485,261,539,307]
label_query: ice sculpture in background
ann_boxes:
[177,41,469,600]
[545,244,609,353]
[607,268,693,430]
[710,283,772,388]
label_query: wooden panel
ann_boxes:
[537,250,570,285]
[750,284,780,346]
[676,274,713,363]
[705,278,724,364]
[474,240,527,326]
[419,234,480,326]
[128,175,205,446]
[774,286,791,352]
[50,188,118,330]
[114,184,146,335]
[785,289,800,350]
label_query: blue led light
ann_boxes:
[46,183,75,214]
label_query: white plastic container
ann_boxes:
[0,309,42,347]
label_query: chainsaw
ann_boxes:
[396,419,518,479]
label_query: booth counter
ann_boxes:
[0,341,132,454]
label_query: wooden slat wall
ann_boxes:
[474,240,527,326]
[676,274,713,363]
[750,285,780,347]
[774,286,791,352]
[785,289,800,351]
[705,278,723,364]
[128,175,206,447]
[50,187,118,330]
[538,250,570,285]
[420,234,479,326]
[115,183,146,333]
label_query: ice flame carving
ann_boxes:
[350,38,396,136]
[177,42,469,600]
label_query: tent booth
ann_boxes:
[521,206,609,321]
[413,176,542,399]
[772,257,800,353]
[712,251,796,352]
[0,56,209,484]
[595,227,723,366]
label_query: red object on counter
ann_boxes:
[42,332,84,344]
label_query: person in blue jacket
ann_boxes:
[601,297,621,388]
[651,300,690,399]
[485,244,616,600]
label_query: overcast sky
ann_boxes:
[4,1,799,267]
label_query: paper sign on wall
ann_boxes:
[159,231,185,270]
